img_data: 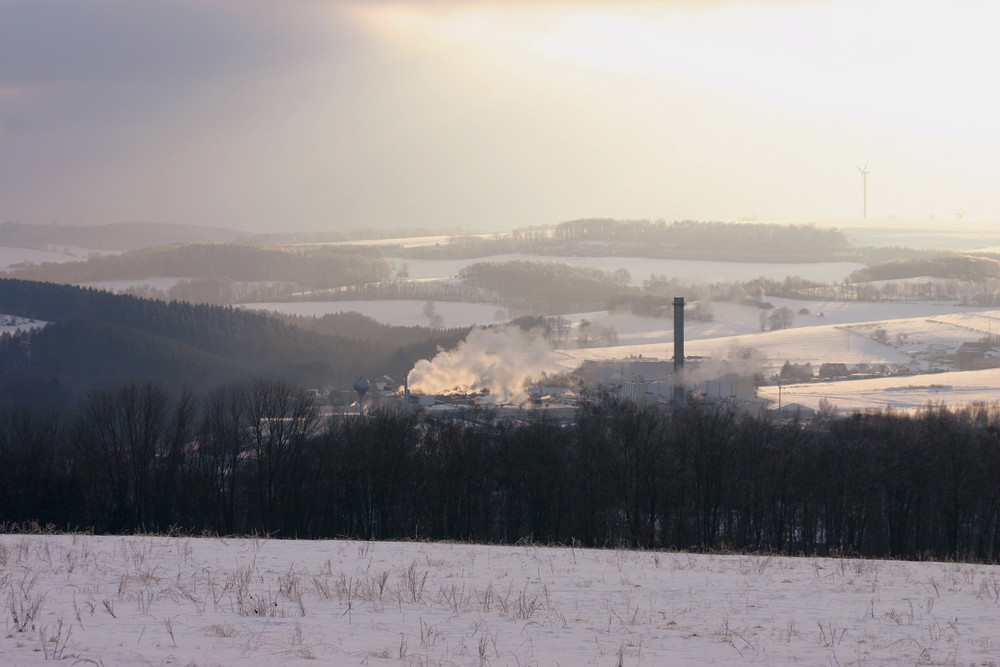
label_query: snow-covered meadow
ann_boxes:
[2,534,999,665]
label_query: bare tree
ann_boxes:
[75,382,171,531]
[767,307,795,331]
[243,379,320,533]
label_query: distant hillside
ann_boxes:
[0,279,466,405]
[847,255,1000,283]
[281,311,469,350]
[398,219,853,262]
[239,226,478,246]
[0,221,244,251]
[459,260,634,313]
[2,243,391,290]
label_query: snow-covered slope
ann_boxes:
[1,534,997,665]
[0,313,47,334]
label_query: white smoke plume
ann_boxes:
[407,326,567,403]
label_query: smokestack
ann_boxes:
[674,297,685,404]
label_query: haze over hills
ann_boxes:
[5,217,1000,415]
[0,220,245,252]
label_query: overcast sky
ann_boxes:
[2,0,999,233]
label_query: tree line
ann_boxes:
[847,255,1000,283]
[458,260,632,314]
[396,219,854,262]
[3,380,1000,563]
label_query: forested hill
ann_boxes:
[2,242,391,287]
[459,260,634,313]
[0,279,464,405]
[846,255,1000,283]
[397,219,853,261]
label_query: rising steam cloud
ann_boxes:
[407,327,566,403]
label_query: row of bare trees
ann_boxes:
[3,382,1000,561]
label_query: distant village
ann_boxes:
[309,324,1000,425]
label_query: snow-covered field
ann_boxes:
[2,534,999,666]
[757,368,1000,414]
[566,298,993,347]
[558,303,995,365]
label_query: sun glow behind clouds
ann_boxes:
[355,0,1000,144]
[6,0,1000,231]
[336,0,1000,223]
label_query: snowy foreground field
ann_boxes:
[2,535,1000,665]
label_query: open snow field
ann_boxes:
[757,368,1000,414]
[566,299,994,348]
[560,305,999,372]
[2,534,999,666]
[574,306,993,359]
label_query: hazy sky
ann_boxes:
[2,0,999,233]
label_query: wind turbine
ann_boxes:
[856,159,870,219]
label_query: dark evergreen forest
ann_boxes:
[3,380,999,564]
[0,279,466,404]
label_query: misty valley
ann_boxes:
[4,218,1000,409]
